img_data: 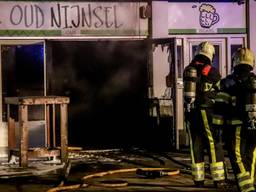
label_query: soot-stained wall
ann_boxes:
[47,40,149,148]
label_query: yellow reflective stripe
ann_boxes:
[210,161,225,181]
[202,82,213,92]
[192,162,205,169]
[192,162,205,181]
[239,179,254,190]
[250,148,256,181]
[210,161,224,169]
[240,180,252,186]
[192,170,204,175]
[237,171,250,179]
[212,115,224,125]
[237,172,255,191]
[227,119,242,125]
[235,126,246,173]
[211,169,225,176]
[201,110,216,163]
[187,125,195,164]
[215,92,231,104]
[215,80,220,90]
[213,169,225,174]
[215,161,224,167]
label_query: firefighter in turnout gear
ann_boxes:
[212,48,256,192]
[183,41,226,188]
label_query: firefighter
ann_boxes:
[212,47,256,192]
[183,41,226,188]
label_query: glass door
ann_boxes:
[173,36,246,149]
[229,37,245,73]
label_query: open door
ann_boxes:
[175,36,246,149]
[151,38,177,149]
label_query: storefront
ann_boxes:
[0,1,149,156]
[151,0,248,148]
[0,0,255,155]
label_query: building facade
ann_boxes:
[0,0,254,156]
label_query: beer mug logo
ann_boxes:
[199,4,220,28]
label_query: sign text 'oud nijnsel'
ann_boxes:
[9,3,123,29]
[0,2,147,36]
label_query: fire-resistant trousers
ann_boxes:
[187,107,226,182]
[224,122,256,192]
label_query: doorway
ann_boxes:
[47,40,149,148]
[0,40,45,150]
[185,37,246,77]
[174,36,246,148]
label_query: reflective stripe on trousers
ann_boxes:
[212,114,224,125]
[187,124,204,181]
[237,172,255,192]
[201,110,226,181]
[210,161,225,181]
[235,126,246,173]
[192,162,205,181]
[201,110,216,163]
[251,148,256,181]
[235,126,255,192]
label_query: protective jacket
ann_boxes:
[212,65,256,192]
[184,55,225,185]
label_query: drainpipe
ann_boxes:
[246,0,250,48]
[144,0,153,98]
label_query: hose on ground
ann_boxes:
[46,167,180,192]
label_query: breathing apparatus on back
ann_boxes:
[183,42,215,112]
[245,76,256,130]
[233,48,256,130]
[184,66,197,112]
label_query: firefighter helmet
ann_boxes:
[232,48,255,69]
[195,41,215,61]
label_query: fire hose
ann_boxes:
[46,167,180,192]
